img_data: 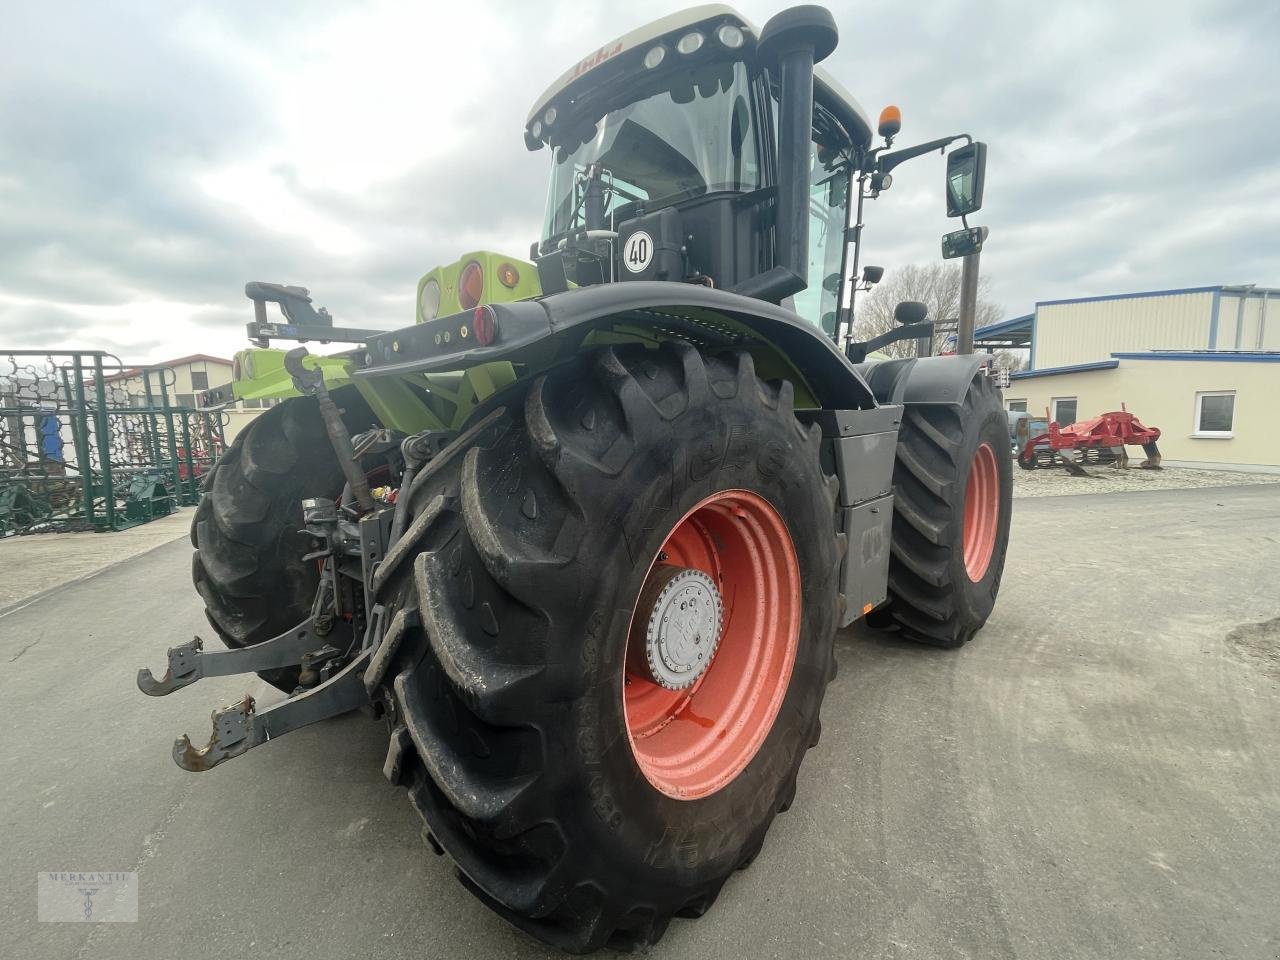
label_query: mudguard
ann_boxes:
[852,354,990,407]
[358,281,880,411]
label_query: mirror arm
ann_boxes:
[876,134,972,174]
[846,321,935,364]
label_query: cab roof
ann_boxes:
[526,4,872,150]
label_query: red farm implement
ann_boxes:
[1019,409,1162,476]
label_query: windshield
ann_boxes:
[542,60,761,241]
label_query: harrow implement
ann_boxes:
[1019,410,1162,476]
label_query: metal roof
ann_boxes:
[1006,349,1280,381]
[1008,360,1119,380]
[1111,350,1280,362]
[1035,285,1224,308]
[972,313,1034,348]
[526,4,872,146]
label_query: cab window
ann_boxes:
[790,140,849,335]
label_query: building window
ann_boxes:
[190,371,209,390]
[1051,397,1077,426]
[1194,391,1235,437]
[1006,400,1027,413]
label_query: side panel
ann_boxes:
[809,406,901,627]
[841,495,893,623]
[827,406,900,506]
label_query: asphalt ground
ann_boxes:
[2,484,1278,959]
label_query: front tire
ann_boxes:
[371,343,843,952]
[875,372,1012,648]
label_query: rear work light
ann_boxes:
[472,305,499,346]
[419,277,441,320]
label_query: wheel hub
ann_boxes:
[633,566,722,690]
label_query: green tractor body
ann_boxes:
[145,4,1012,952]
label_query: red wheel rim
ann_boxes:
[623,490,800,800]
[963,442,1000,582]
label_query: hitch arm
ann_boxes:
[173,649,371,772]
[136,617,343,696]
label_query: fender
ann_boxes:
[357,282,879,411]
[852,354,990,407]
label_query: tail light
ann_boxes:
[472,305,499,346]
[458,260,484,309]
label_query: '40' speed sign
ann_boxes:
[623,231,653,274]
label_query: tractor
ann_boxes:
[139,5,1012,952]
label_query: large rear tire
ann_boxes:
[874,372,1012,648]
[370,343,843,952]
[191,390,372,691]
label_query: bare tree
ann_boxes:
[851,263,1004,358]
[990,349,1028,373]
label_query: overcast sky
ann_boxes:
[2,0,1277,363]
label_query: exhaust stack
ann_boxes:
[732,5,838,303]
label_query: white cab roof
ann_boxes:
[526,4,872,146]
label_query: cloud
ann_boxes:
[0,0,1276,365]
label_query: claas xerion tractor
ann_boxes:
[139,5,1012,951]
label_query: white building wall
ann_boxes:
[1003,358,1280,468]
[1034,291,1215,369]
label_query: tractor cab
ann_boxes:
[527,5,871,339]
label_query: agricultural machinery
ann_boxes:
[1,351,224,536]
[1018,409,1162,475]
[138,5,1012,951]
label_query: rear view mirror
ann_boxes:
[826,175,848,207]
[945,142,986,217]
[894,301,928,325]
[941,225,989,259]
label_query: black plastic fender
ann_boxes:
[357,282,879,411]
[852,354,990,407]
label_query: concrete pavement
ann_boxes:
[1,484,1278,959]
[0,508,194,612]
